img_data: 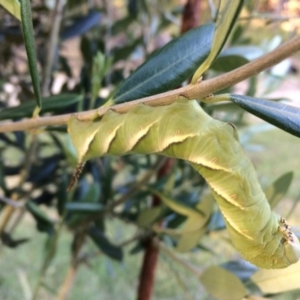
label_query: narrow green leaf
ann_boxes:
[0,0,21,20]
[20,0,42,108]
[57,175,68,216]
[211,46,263,72]
[286,194,300,220]
[264,171,294,209]
[176,194,214,252]
[65,202,103,212]
[91,52,112,108]
[113,23,215,103]
[200,266,247,300]
[192,0,244,82]
[211,54,248,73]
[111,15,136,36]
[137,206,164,227]
[79,183,100,203]
[151,190,201,221]
[0,232,29,248]
[89,227,123,261]
[230,94,300,138]
[195,193,215,214]
[60,11,102,41]
[66,214,85,229]
[229,24,244,45]
[26,202,54,235]
[251,261,300,294]
[0,94,82,120]
[176,229,206,253]
[149,190,213,252]
[246,76,258,97]
[112,38,142,63]
[0,160,7,192]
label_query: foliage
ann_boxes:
[0,0,300,299]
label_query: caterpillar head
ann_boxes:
[279,218,300,264]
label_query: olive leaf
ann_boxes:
[20,0,42,109]
[0,0,21,20]
[113,23,214,103]
[191,0,244,82]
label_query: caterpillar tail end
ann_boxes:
[67,162,86,192]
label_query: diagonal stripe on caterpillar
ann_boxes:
[68,98,300,269]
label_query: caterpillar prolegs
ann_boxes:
[68,98,300,269]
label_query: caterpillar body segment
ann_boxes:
[68,98,300,269]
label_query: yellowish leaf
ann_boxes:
[251,260,300,294]
[0,0,21,20]
[200,266,247,300]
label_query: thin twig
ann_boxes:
[106,157,166,212]
[56,230,86,300]
[0,195,23,208]
[0,135,38,234]
[31,218,65,300]
[239,15,300,21]
[70,158,166,230]
[56,264,77,300]
[7,186,39,234]
[42,0,66,96]
[0,35,299,133]
[157,239,202,277]
[117,232,145,247]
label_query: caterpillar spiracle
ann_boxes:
[68,98,300,269]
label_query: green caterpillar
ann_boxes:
[68,98,300,269]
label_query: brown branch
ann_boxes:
[136,158,174,300]
[56,231,86,300]
[32,219,65,300]
[135,2,201,295]
[137,238,160,300]
[180,0,201,34]
[0,35,299,133]
[56,264,77,300]
[0,135,38,234]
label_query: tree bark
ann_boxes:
[181,0,201,34]
[136,159,174,300]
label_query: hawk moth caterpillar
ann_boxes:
[68,98,300,269]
